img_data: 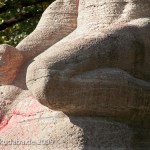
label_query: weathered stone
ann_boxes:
[0,44,24,84]
[0,92,134,150]
[16,0,78,60]
[26,0,150,119]
[0,0,150,149]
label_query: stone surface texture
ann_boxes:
[0,0,150,149]
[16,0,78,60]
[0,44,24,84]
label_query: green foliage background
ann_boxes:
[0,0,53,46]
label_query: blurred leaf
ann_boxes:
[0,0,53,46]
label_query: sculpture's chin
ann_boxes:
[26,66,150,122]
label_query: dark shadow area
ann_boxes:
[13,59,34,90]
[69,116,150,150]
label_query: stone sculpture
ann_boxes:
[0,0,150,149]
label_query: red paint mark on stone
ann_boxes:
[0,111,36,131]
[0,95,46,132]
[0,96,37,131]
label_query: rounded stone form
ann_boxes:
[16,0,78,60]
[26,23,150,121]
[0,92,133,150]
